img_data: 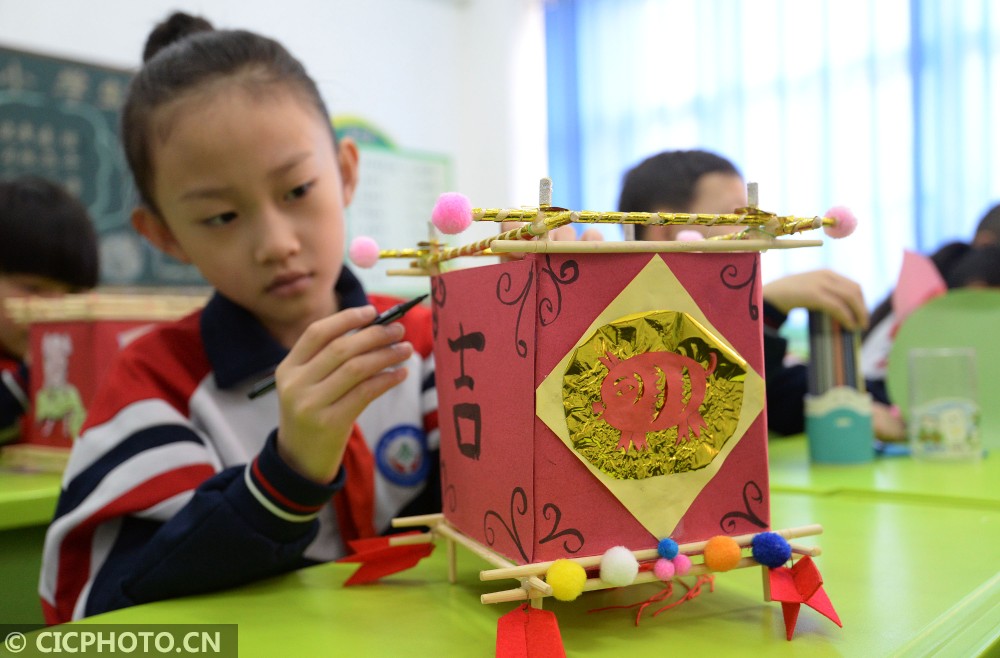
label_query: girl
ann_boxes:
[40,13,439,623]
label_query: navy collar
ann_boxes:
[201,267,369,389]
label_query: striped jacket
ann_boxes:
[40,269,438,623]
[0,352,27,444]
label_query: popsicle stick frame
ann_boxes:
[347,179,858,275]
[390,513,823,608]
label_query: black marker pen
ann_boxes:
[248,293,428,399]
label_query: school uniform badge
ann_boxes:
[375,424,429,486]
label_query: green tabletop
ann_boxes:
[0,469,62,531]
[768,435,1000,509]
[0,468,62,624]
[66,491,999,657]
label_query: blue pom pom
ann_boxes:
[657,537,679,560]
[751,532,792,568]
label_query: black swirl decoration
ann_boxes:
[496,269,534,358]
[483,488,586,562]
[537,503,584,554]
[719,258,759,321]
[496,255,580,358]
[484,487,530,562]
[538,254,580,326]
[431,276,446,340]
[719,480,768,532]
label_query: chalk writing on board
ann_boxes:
[0,46,203,286]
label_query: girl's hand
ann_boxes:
[273,305,413,483]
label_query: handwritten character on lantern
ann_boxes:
[448,322,486,459]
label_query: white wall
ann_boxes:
[0,0,548,209]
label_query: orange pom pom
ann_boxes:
[703,535,742,571]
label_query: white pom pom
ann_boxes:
[599,546,639,586]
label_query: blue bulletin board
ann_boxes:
[0,45,204,286]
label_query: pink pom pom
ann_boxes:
[824,206,857,238]
[672,553,692,576]
[653,558,676,581]
[432,192,472,234]
[676,229,705,242]
[348,236,380,269]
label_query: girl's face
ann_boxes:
[0,274,74,359]
[135,85,357,347]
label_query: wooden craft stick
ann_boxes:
[481,556,763,604]
[488,239,822,255]
[431,519,516,571]
[385,268,432,277]
[423,521,552,596]
[479,524,822,581]
[789,542,822,557]
[482,588,535,605]
[761,565,772,602]
[387,532,435,547]
[391,513,444,528]
[447,538,457,585]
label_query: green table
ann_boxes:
[768,435,1000,509]
[60,490,999,657]
[0,469,62,625]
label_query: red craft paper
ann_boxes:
[337,535,434,586]
[495,604,566,658]
[434,260,538,562]
[435,252,769,565]
[892,250,947,325]
[767,556,842,640]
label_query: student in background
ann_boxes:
[618,149,905,440]
[862,238,1000,405]
[0,176,99,444]
[972,202,1000,246]
[40,13,439,623]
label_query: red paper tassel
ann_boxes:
[496,603,566,658]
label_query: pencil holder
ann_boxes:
[805,387,874,464]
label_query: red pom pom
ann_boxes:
[431,192,472,234]
[348,236,380,268]
[824,206,857,238]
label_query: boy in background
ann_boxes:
[0,175,99,443]
[619,149,904,440]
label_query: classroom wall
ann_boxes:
[0,0,548,210]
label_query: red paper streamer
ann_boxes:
[496,603,566,658]
[336,534,434,586]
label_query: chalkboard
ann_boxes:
[0,46,204,286]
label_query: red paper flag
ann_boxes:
[496,604,566,658]
[336,534,434,586]
[767,556,842,640]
